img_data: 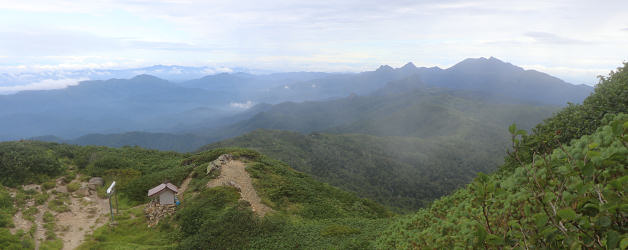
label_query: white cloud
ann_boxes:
[229,100,254,109]
[201,67,233,75]
[524,32,588,45]
[0,0,626,83]
[0,78,87,94]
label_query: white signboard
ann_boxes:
[107,181,116,196]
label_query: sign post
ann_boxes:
[107,181,117,224]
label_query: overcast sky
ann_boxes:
[1,0,627,87]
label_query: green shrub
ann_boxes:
[48,199,69,213]
[79,175,90,182]
[43,221,56,240]
[42,182,56,190]
[122,165,193,203]
[41,238,63,250]
[0,228,21,248]
[13,193,27,207]
[377,114,628,249]
[320,224,360,237]
[103,168,141,190]
[66,182,80,193]
[65,171,77,182]
[177,187,260,249]
[23,207,38,217]
[0,141,65,187]
[34,193,49,206]
[22,189,37,195]
[43,211,55,223]
[87,156,133,177]
[0,190,12,210]
[0,212,13,228]
[96,187,107,199]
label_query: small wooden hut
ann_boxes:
[147,182,178,205]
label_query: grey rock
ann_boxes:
[88,177,105,190]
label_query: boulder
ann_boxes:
[22,184,40,192]
[206,154,233,175]
[217,154,233,163]
[206,161,220,175]
[76,187,91,197]
[56,177,67,185]
[225,180,241,191]
[88,177,104,190]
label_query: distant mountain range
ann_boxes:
[7,57,597,210]
[1,57,592,141]
[0,65,250,94]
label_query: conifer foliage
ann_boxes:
[377,63,628,249]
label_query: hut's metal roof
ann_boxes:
[147,183,178,197]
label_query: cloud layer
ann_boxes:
[0,78,85,94]
[0,0,627,86]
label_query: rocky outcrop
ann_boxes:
[206,154,233,175]
[88,177,104,191]
[225,180,241,191]
[76,186,91,197]
[144,200,176,227]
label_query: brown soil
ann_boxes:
[56,185,110,250]
[178,172,194,196]
[34,195,51,250]
[207,160,273,217]
[11,176,110,250]
[9,210,32,234]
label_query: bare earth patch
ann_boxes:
[55,182,110,250]
[178,172,194,195]
[207,160,273,217]
[10,209,32,235]
[12,177,111,250]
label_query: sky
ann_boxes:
[1,0,627,91]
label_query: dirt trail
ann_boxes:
[178,172,194,195]
[12,177,110,250]
[10,210,32,234]
[34,196,51,250]
[207,160,273,217]
[56,183,110,250]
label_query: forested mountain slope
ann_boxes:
[377,62,628,248]
[204,85,557,210]
[0,75,228,139]
[205,130,506,210]
[207,82,557,138]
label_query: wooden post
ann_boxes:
[109,195,114,222]
[107,181,117,224]
[115,190,119,214]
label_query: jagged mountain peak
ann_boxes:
[448,56,522,72]
[130,74,166,81]
[400,62,417,69]
[376,65,395,72]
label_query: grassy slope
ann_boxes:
[174,148,393,249]
[0,144,393,249]
[377,114,628,248]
